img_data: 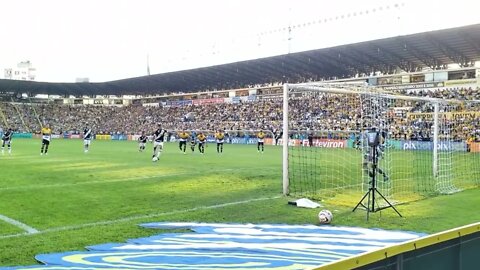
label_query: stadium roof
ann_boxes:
[2,24,480,96]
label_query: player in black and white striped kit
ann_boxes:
[1,128,13,155]
[138,131,147,152]
[83,124,93,153]
[152,124,167,161]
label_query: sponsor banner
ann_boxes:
[231,96,241,103]
[381,82,443,91]
[229,137,258,145]
[166,100,193,107]
[131,135,141,141]
[111,134,128,140]
[240,96,250,102]
[468,142,480,153]
[444,78,477,87]
[70,134,81,139]
[51,134,62,139]
[407,111,480,120]
[192,98,224,105]
[400,140,466,151]
[279,138,347,148]
[301,139,347,148]
[95,134,111,140]
[276,139,302,146]
[142,102,160,107]
[11,133,33,139]
[389,140,403,150]
[264,138,275,145]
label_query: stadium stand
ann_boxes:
[0,86,479,143]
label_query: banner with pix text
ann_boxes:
[400,140,466,151]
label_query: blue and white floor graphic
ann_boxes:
[4,222,425,270]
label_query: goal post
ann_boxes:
[282,82,480,204]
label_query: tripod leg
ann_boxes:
[352,189,371,212]
[374,189,403,217]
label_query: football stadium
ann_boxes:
[1,1,480,269]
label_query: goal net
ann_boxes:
[282,82,480,205]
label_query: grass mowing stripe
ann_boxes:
[0,195,282,240]
[0,214,38,234]
[0,168,239,192]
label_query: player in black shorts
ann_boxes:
[190,133,196,153]
[40,125,52,155]
[257,130,265,153]
[178,131,189,154]
[215,129,225,153]
[273,129,283,146]
[138,131,147,152]
[1,128,13,155]
[197,132,207,154]
[152,124,167,161]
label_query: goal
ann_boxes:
[282,82,480,204]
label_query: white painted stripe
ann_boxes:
[0,196,281,239]
[0,214,38,234]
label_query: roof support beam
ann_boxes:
[368,43,415,72]
[395,37,443,69]
[424,34,471,67]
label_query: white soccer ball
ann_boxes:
[318,209,333,224]
[152,157,158,162]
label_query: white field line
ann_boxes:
[0,168,237,192]
[0,214,38,234]
[0,195,282,240]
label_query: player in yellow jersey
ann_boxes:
[215,129,225,154]
[178,131,189,154]
[40,124,52,155]
[197,132,207,154]
[467,135,474,152]
[257,129,266,153]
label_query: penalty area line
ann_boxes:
[0,214,38,234]
[0,195,282,240]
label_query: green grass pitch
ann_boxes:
[0,138,479,267]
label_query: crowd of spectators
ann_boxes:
[0,87,479,142]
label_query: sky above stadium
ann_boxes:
[0,0,479,82]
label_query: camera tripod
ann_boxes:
[352,144,402,220]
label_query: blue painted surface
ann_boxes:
[3,223,425,270]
